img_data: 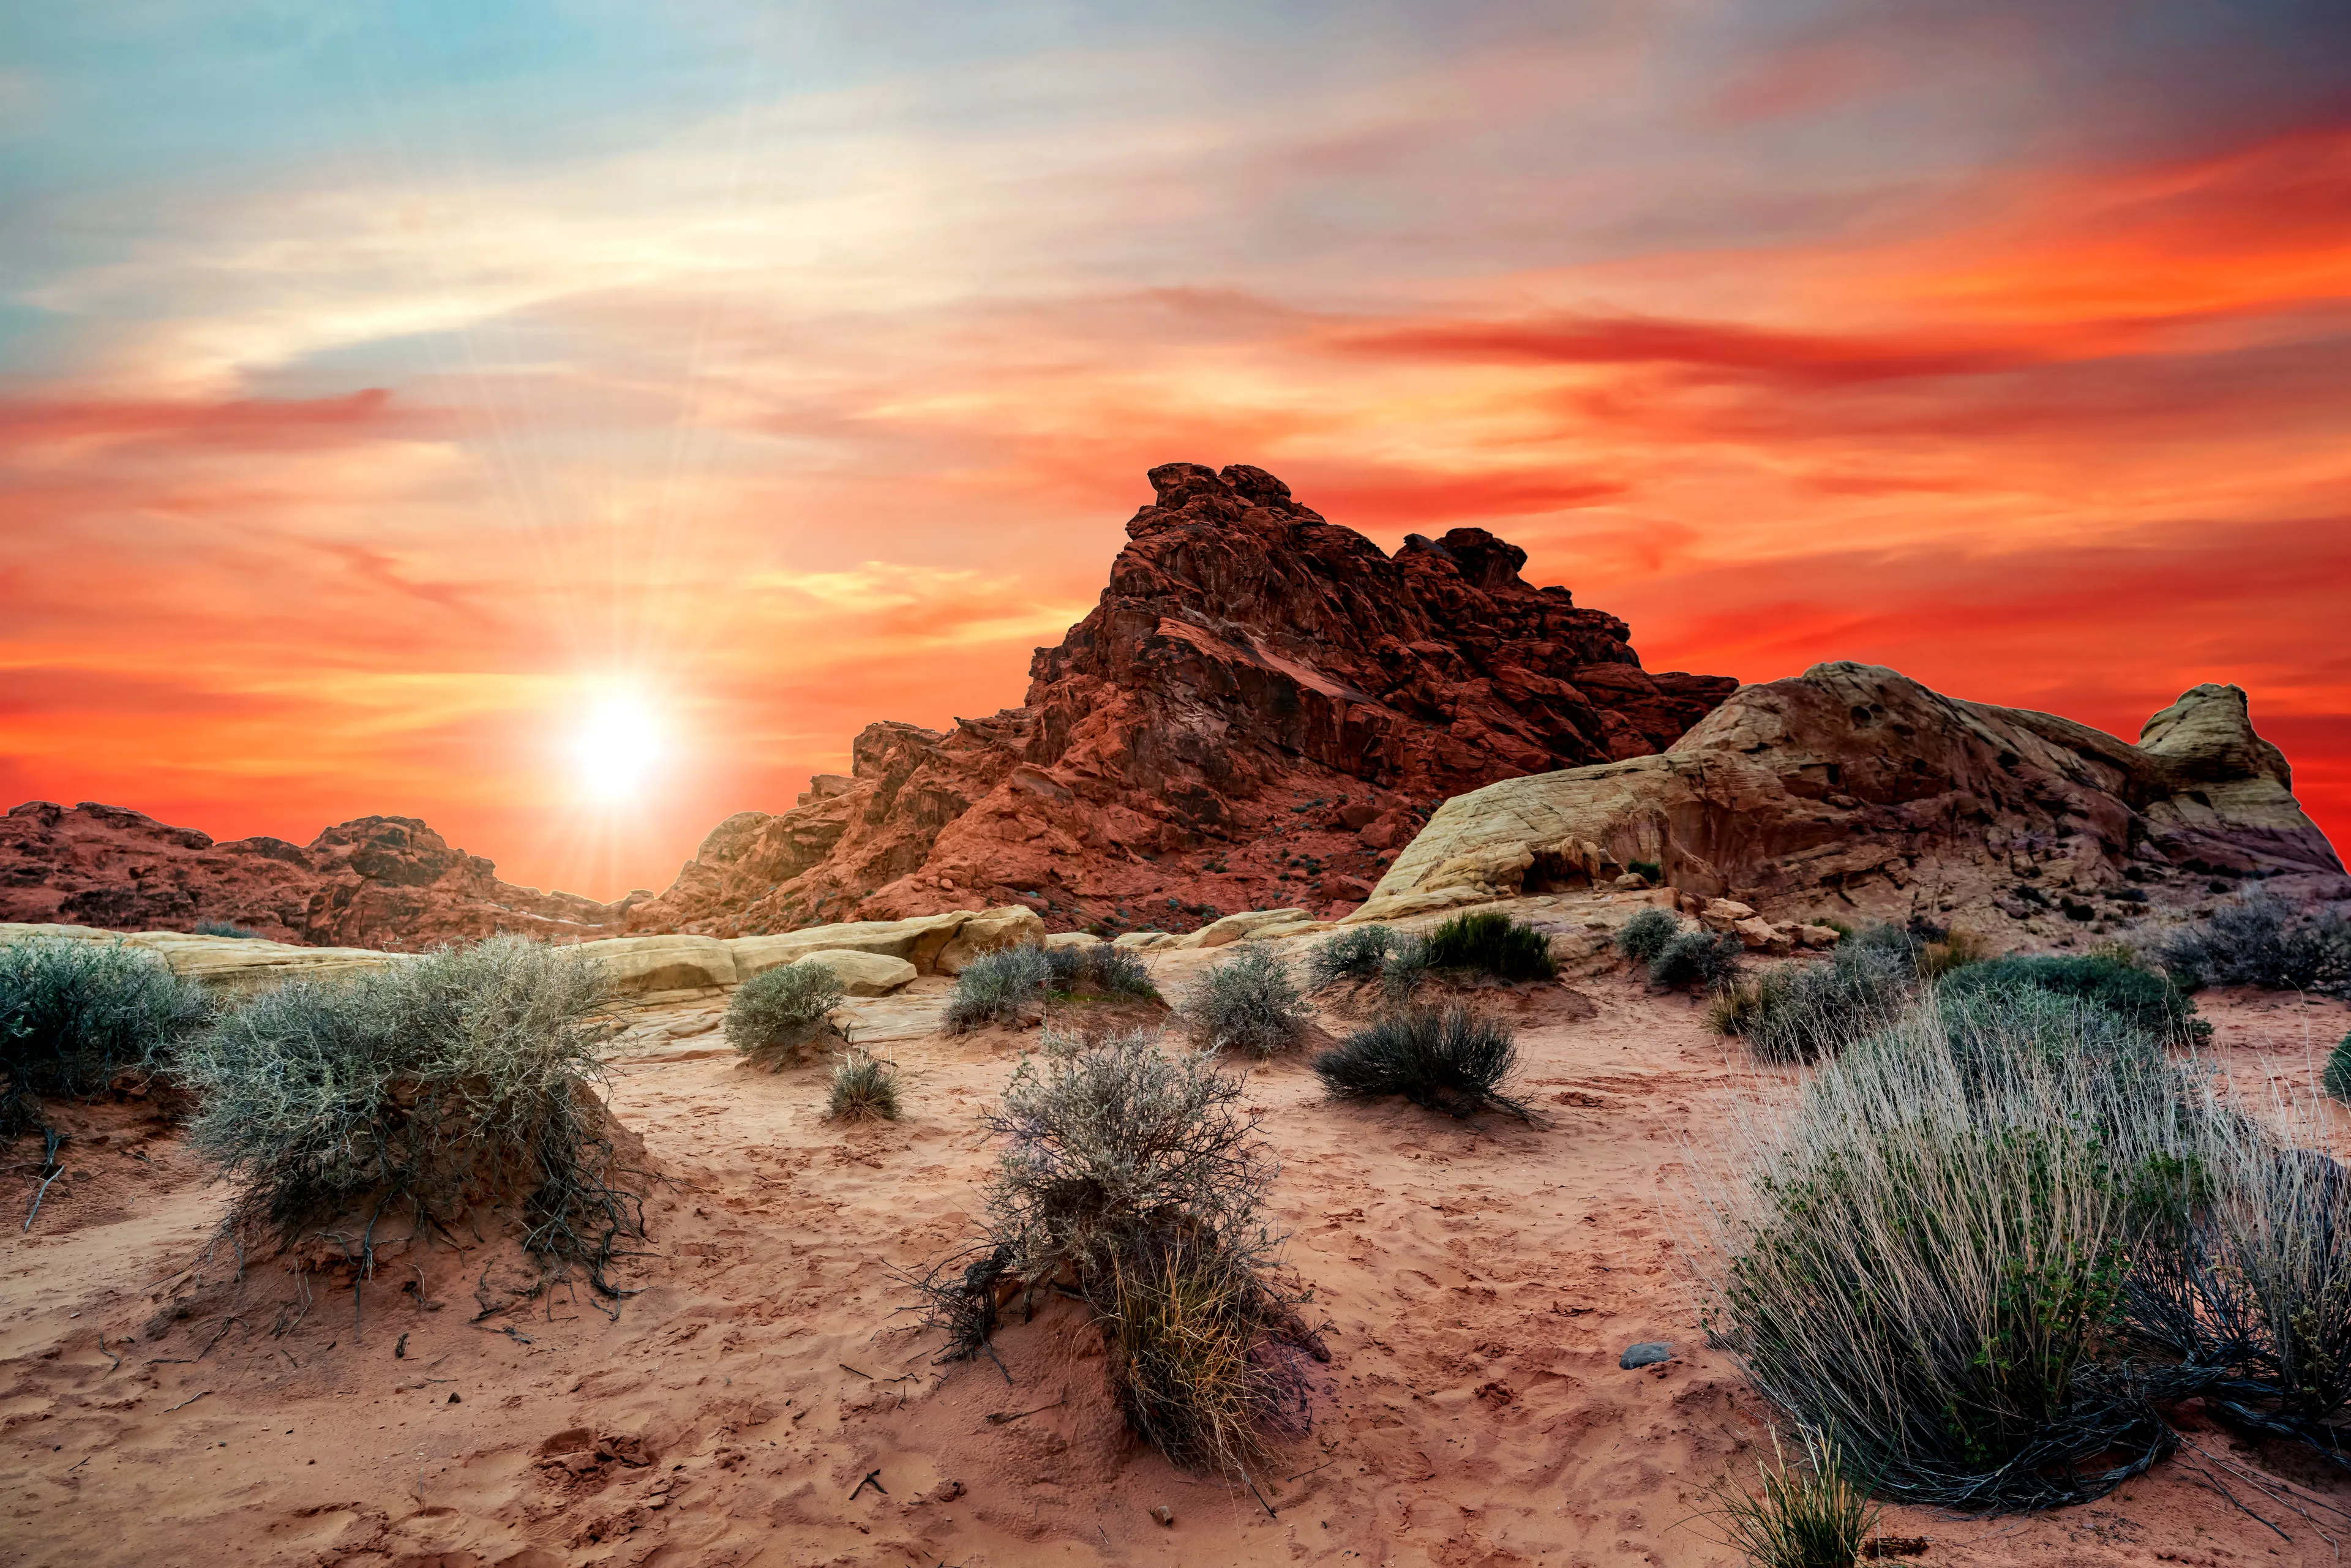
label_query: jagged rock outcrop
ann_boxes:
[0,803,637,948]
[632,462,1739,937]
[1349,662,2347,934]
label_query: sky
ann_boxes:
[2,1,2347,901]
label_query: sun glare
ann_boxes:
[573,697,664,802]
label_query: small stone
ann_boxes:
[448,1392,461,1403]
[1611,872,1649,890]
[1619,1341,1673,1370]
[1151,1504,1175,1527]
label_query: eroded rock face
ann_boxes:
[1351,662,2347,931]
[0,803,637,948]
[632,463,1737,937]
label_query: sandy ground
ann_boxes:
[6,931,2351,1568]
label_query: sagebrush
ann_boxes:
[1045,941,1160,1001]
[942,944,1051,1032]
[1183,945,1310,1056]
[726,959,847,1068]
[1943,952,2208,1048]
[1312,1004,1531,1121]
[1710,938,1914,1064]
[2162,892,2351,996]
[179,936,643,1294]
[1614,907,1680,964]
[1650,928,1742,991]
[1305,925,1396,990]
[0,938,211,1135]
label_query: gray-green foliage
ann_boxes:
[1649,928,1743,991]
[1305,925,1396,989]
[1044,941,1160,1000]
[827,1050,900,1122]
[1726,939,1917,1064]
[179,936,642,1288]
[1614,907,1680,964]
[2326,1033,2351,1104]
[1183,944,1310,1056]
[2161,892,2351,996]
[942,945,1052,1032]
[0,938,211,1133]
[726,959,847,1068]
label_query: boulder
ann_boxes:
[1181,909,1312,949]
[1794,924,1842,950]
[0,923,411,996]
[1112,931,1180,950]
[934,907,1049,974]
[1239,918,1334,943]
[1350,663,2345,929]
[1702,899,1758,931]
[791,949,917,997]
[1044,931,1105,950]
[729,911,972,978]
[572,934,739,996]
[1732,917,1791,954]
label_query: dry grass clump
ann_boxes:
[0,937,211,1136]
[2161,891,2351,997]
[1711,940,1915,1064]
[1182,945,1310,1056]
[1045,941,1161,1001]
[1918,928,1993,980]
[942,944,1051,1032]
[179,936,644,1297]
[909,1028,1318,1482]
[1703,1428,1881,1568]
[725,959,847,1069]
[1311,1005,1532,1122]
[825,1050,900,1122]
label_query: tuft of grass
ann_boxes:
[1615,907,1681,964]
[1704,1428,1880,1568]
[1098,1239,1305,1479]
[826,1050,900,1122]
[1305,925,1396,990]
[1045,941,1161,1001]
[2161,892,2351,997]
[2325,1033,2351,1104]
[1183,945,1310,1056]
[193,919,268,940]
[1417,910,1558,983]
[1650,929,1743,992]
[1919,928,1993,980]
[1,937,211,1135]
[1625,859,1663,883]
[1312,1004,1531,1121]
[1714,941,1915,1065]
[726,960,847,1069]
[178,936,642,1292]
[1942,953,2207,1048]
[942,944,1051,1033]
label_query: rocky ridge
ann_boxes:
[0,803,637,949]
[631,462,1738,937]
[1351,661,2347,939]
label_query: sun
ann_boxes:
[572,697,664,802]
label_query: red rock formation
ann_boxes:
[634,462,1738,937]
[0,803,635,949]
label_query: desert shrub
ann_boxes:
[1044,941,1160,1000]
[1305,925,1396,990]
[826,1050,899,1122]
[1312,1004,1531,1120]
[1614,907,1681,964]
[912,1029,1315,1477]
[1919,928,1993,980]
[1183,945,1310,1056]
[2325,1034,2351,1103]
[1943,953,2207,1048]
[2161,893,2351,996]
[1,938,211,1134]
[942,943,1051,1032]
[1704,1428,1880,1568]
[1626,859,1663,883]
[1722,942,1918,1065]
[1650,929,1743,992]
[1696,994,2189,1509]
[1379,935,1432,1002]
[725,959,847,1068]
[179,936,642,1291]
[1417,910,1557,983]
[193,919,267,940]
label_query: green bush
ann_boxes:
[1311,1005,1531,1120]
[1714,940,1915,1064]
[1305,925,1395,989]
[1044,941,1160,1000]
[1625,859,1663,883]
[942,944,1051,1032]
[726,959,847,1068]
[1183,945,1310,1056]
[2161,893,2351,996]
[1417,910,1557,983]
[1943,953,2207,1047]
[2325,1033,2351,1103]
[1614,907,1681,964]
[1,938,211,1134]
[178,936,642,1291]
[1704,1429,1880,1568]
[826,1049,899,1121]
[1649,929,1742,991]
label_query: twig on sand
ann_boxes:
[1283,1458,1335,1483]
[22,1127,66,1230]
[849,1468,886,1501]
[838,1362,874,1380]
[985,1398,1065,1425]
[97,1334,120,1373]
[164,1390,212,1414]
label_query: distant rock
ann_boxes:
[0,803,637,948]
[631,462,1736,937]
[1349,662,2346,929]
